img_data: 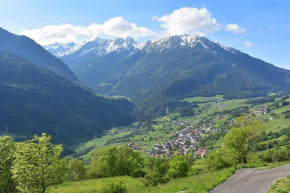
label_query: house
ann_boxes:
[195,148,208,159]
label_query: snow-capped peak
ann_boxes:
[76,36,141,57]
[143,35,211,53]
[143,34,241,55]
[44,35,242,58]
[44,40,88,57]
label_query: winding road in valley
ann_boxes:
[211,164,290,193]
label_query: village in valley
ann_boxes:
[127,120,217,159]
[74,95,281,162]
[126,99,275,160]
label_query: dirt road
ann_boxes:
[211,164,290,193]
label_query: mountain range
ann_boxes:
[46,35,290,116]
[2,25,290,145]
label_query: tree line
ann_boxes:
[0,133,194,193]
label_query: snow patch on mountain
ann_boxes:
[44,40,88,57]
[213,41,241,55]
[45,35,242,58]
[143,35,240,55]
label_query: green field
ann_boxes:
[181,95,223,103]
[47,176,143,193]
[47,168,236,193]
[71,94,290,162]
[72,128,132,160]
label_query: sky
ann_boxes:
[0,0,290,69]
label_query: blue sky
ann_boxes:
[0,0,290,69]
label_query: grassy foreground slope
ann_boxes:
[47,176,143,193]
[268,175,290,193]
[47,168,235,193]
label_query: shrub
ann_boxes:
[167,157,189,178]
[188,165,205,176]
[130,169,146,178]
[145,172,169,186]
[88,146,143,178]
[260,145,290,163]
[100,181,127,193]
[204,151,230,171]
[144,157,170,186]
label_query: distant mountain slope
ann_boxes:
[47,35,290,116]
[44,41,88,57]
[0,52,134,145]
[45,37,146,71]
[0,28,77,81]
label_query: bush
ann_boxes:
[100,181,127,193]
[130,169,146,178]
[144,157,170,186]
[88,146,143,178]
[167,157,189,178]
[204,151,230,171]
[260,146,290,163]
[188,165,205,176]
[145,172,169,186]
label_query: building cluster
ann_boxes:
[252,104,268,116]
[147,126,202,158]
[216,103,228,109]
[127,121,219,159]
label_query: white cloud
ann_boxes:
[153,7,221,36]
[87,17,156,39]
[225,24,246,34]
[21,24,91,45]
[21,17,156,45]
[244,41,254,47]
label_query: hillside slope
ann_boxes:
[0,52,134,145]
[0,28,77,81]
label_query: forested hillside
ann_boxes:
[0,52,134,145]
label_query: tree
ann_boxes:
[146,157,170,176]
[67,158,87,181]
[144,157,170,186]
[11,133,65,193]
[167,157,189,178]
[115,147,143,176]
[223,116,264,164]
[88,149,106,178]
[0,136,17,193]
[88,146,143,178]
